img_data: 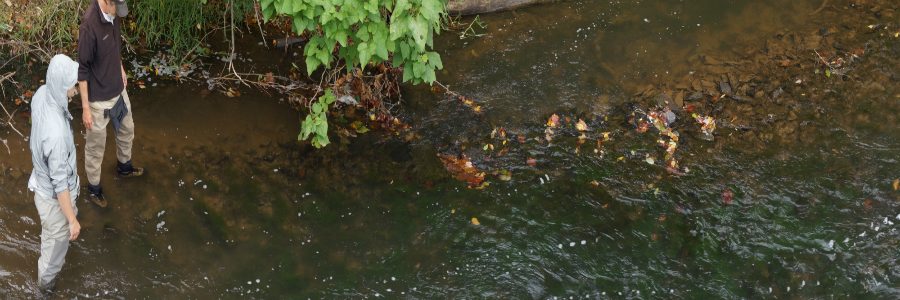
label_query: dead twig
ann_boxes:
[226,0,246,86]
[810,0,829,16]
[813,49,838,75]
[0,71,25,138]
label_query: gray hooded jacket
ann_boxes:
[27,55,80,201]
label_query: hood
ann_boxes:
[34,54,79,120]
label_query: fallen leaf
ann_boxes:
[893,178,899,191]
[575,119,588,131]
[722,188,733,205]
[14,98,22,106]
[451,209,456,214]
[438,154,485,187]
[546,114,560,127]
[590,180,600,187]
[517,134,526,144]
[225,88,240,98]
[636,121,649,133]
[471,217,480,225]
[526,157,537,167]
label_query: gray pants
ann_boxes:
[85,90,135,185]
[34,192,77,289]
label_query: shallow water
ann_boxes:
[1,0,899,298]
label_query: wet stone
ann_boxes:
[674,91,685,109]
[691,79,702,91]
[718,80,733,95]
[687,92,705,101]
[702,55,723,65]
[9,168,23,180]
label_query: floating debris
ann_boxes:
[438,154,486,188]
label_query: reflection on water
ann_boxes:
[1,0,898,298]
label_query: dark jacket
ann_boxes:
[77,0,124,102]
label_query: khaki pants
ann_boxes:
[85,90,134,186]
[34,192,77,289]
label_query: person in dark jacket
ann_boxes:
[77,0,143,207]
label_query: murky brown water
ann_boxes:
[1,0,898,298]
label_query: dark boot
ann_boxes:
[117,160,145,178]
[87,184,108,208]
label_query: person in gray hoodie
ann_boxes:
[27,54,82,292]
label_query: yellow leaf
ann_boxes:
[893,178,899,191]
[575,119,588,131]
[451,209,456,214]
[471,217,480,225]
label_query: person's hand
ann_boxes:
[68,220,81,241]
[121,68,128,89]
[82,110,93,130]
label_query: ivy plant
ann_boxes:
[299,89,336,148]
[259,0,447,147]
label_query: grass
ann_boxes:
[0,0,257,64]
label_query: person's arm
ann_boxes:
[55,189,80,241]
[79,81,92,130]
[120,63,127,89]
[77,23,94,130]
[46,139,80,240]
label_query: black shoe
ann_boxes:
[117,160,145,178]
[87,184,108,208]
[37,278,57,299]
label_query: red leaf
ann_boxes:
[722,188,734,205]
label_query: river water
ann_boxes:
[1,0,898,298]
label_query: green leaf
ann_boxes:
[334,30,349,47]
[410,16,428,52]
[357,42,371,67]
[315,121,329,142]
[305,55,320,75]
[422,67,436,84]
[312,102,323,114]
[293,16,309,34]
[375,39,389,61]
[427,51,443,69]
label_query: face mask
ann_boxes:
[103,11,115,23]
